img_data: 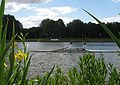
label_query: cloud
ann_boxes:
[93,15,120,23]
[17,6,76,28]
[18,16,41,28]
[51,6,77,14]
[4,0,76,28]
[18,15,74,28]
[102,15,120,22]
[5,2,31,13]
[7,0,52,4]
[33,8,59,17]
[34,6,77,16]
[112,0,120,3]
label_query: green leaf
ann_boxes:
[0,37,15,65]
[41,65,55,85]
[0,18,8,84]
[0,29,17,66]
[20,33,24,37]
[46,65,55,80]
[7,62,21,85]
[1,18,9,52]
[17,35,23,41]
[82,9,120,48]
[0,1,6,83]
[20,55,32,85]
[6,21,16,83]
[0,0,5,46]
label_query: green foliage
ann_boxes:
[0,0,7,84]
[78,54,107,84]
[27,54,120,85]
[108,63,120,84]
[67,54,107,85]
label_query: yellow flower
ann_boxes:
[4,63,8,67]
[15,50,27,61]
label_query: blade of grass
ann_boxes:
[7,62,21,85]
[46,65,55,80]
[82,9,120,48]
[1,18,8,52]
[0,34,17,65]
[45,65,55,85]
[0,0,6,84]
[0,15,8,85]
[41,65,55,85]
[18,34,26,52]
[6,21,16,82]
[20,55,32,85]
[0,0,5,51]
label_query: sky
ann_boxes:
[3,0,120,28]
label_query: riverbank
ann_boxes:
[14,38,114,42]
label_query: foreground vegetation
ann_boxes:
[27,54,120,85]
[0,0,120,84]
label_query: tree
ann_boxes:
[57,19,66,38]
[67,19,85,38]
[3,14,23,39]
[40,19,58,38]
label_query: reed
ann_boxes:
[83,9,120,49]
[0,0,31,84]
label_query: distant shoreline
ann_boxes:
[12,38,114,42]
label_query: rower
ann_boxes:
[68,41,73,50]
[82,42,86,51]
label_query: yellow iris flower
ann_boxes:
[15,50,27,61]
[4,63,8,67]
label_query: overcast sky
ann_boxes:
[3,0,120,28]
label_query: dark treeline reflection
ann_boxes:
[3,14,120,39]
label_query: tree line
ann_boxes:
[3,14,23,39]
[3,14,120,39]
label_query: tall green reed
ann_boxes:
[0,0,32,84]
[83,9,120,48]
[0,0,7,84]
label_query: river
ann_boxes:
[17,42,120,78]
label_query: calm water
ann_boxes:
[17,42,120,77]
[18,42,119,51]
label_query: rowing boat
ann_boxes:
[29,48,120,53]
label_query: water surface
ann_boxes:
[17,42,120,77]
